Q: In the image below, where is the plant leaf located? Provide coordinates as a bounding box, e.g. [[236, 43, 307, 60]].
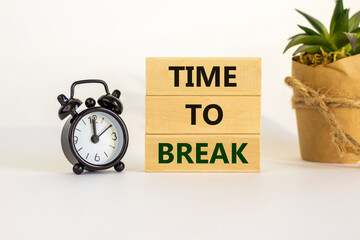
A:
[[333, 31, 349, 49], [333, 8, 349, 34], [330, 0, 344, 34], [352, 27, 360, 33], [288, 33, 307, 40], [284, 35, 328, 53], [344, 32, 358, 51], [298, 25, 319, 35], [344, 42, 360, 53], [296, 9, 329, 37], [292, 45, 324, 56], [349, 11, 360, 32]]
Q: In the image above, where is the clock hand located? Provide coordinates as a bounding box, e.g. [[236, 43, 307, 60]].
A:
[[98, 125, 113, 138], [92, 116, 97, 136], [90, 116, 99, 144]]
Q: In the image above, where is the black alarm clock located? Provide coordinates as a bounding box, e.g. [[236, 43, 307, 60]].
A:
[[57, 79, 129, 175]]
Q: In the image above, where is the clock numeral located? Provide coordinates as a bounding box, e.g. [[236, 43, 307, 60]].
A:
[[82, 119, 86, 125], [111, 132, 117, 141], [74, 136, 78, 144], [95, 153, 100, 162], [88, 115, 98, 124], [109, 145, 115, 149], [104, 152, 108, 158], [86, 153, 89, 159]]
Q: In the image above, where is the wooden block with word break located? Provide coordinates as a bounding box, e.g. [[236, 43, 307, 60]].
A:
[[145, 134, 260, 172]]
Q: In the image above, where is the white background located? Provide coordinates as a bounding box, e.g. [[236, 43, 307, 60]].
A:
[[1, 0, 360, 239]]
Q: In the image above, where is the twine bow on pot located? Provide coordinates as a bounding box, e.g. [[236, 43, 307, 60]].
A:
[[285, 76, 360, 159]]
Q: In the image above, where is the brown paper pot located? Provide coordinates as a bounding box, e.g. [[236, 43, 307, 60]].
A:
[[292, 54, 360, 164]]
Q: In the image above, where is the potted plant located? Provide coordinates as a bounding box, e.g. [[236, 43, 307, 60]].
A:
[[284, 0, 360, 164]]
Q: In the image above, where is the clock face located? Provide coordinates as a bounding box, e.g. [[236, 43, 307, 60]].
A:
[[72, 110, 124, 165]]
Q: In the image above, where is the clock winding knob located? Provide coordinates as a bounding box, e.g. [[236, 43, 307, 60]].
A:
[[85, 98, 96, 108]]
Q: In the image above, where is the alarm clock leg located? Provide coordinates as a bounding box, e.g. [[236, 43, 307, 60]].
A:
[[73, 163, 84, 175], [114, 162, 125, 172]]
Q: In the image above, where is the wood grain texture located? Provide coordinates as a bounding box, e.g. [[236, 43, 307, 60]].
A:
[[146, 96, 261, 134], [146, 58, 261, 96], [145, 134, 260, 172]]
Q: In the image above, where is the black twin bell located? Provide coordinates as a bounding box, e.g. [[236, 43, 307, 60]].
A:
[[57, 79, 123, 119], [57, 79, 129, 175]]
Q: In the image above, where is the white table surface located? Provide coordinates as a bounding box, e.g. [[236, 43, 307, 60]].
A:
[[1, 123, 360, 240]]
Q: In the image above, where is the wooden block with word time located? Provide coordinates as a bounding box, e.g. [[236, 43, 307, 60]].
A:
[[145, 135, 260, 172], [145, 57, 261, 172], [146, 57, 261, 96]]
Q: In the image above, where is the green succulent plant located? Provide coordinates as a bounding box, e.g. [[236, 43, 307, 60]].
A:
[[284, 0, 360, 56]]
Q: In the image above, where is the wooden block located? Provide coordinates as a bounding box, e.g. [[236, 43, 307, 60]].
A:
[[146, 58, 261, 96], [146, 96, 261, 134], [145, 134, 260, 172]]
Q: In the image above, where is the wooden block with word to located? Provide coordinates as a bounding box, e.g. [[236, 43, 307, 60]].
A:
[[146, 58, 261, 96], [146, 96, 261, 134], [145, 134, 260, 172]]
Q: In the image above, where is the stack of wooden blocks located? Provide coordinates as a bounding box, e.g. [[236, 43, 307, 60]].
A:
[[145, 58, 261, 172]]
